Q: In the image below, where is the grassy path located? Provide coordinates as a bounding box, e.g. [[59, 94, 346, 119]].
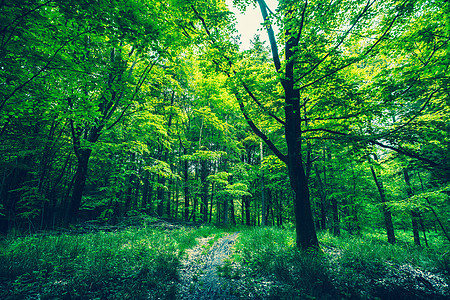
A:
[[178, 232, 239, 299]]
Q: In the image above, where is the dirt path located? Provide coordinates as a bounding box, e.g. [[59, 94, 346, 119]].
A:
[[177, 232, 240, 299]]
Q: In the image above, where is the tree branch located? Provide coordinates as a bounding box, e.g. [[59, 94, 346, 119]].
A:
[[257, 0, 281, 72], [235, 92, 287, 163], [296, 1, 402, 90], [191, 5, 210, 36], [0, 30, 91, 113], [296, 0, 375, 84], [241, 81, 286, 126]]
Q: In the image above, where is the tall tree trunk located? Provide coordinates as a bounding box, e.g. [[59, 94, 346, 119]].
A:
[[184, 154, 190, 222], [66, 148, 91, 224], [419, 215, 429, 247], [223, 197, 228, 225], [166, 180, 172, 218], [124, 176, 133, 217], [141, 170, 150, 210], [260, 141, 266, 226], [325, 150, 340, 236], [350, 163, 361, 235], [200, 159, 209, 222], [244, 196, 251, 226], [230, 197, 236, 225], [157, 174, 165, 217], [283, 47, 318, 250], [175, 177, 180, 220], [222, 0, 319, 249], [370, 163, 396, 244], [403, 168, 421, 246], [133, 172, 140, 212], [314, 164, 327, 230], [277, 190, 283, 227], [209, 182, 214, 223]]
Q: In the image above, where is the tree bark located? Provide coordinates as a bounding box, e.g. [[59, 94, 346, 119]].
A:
[[255, 0, 319, 250], [370, 164, 396, 244], [184, 154, 190, 222], [142, 170, 150, 210], [156, 174, 165, 217], [403, 168, 421, 246], [260, 141, 266, 226], [200, 159, 209, 222], [329, 156, 340, 236], [314, 164, 327, 230], [66, 148, 91, 225]]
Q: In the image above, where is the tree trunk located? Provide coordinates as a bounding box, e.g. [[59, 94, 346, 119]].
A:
[[209, 182, 214, 223], [230, 197, 236, 225], [244, 196, 251, 226], [314, 164, 327, 230], [175, 177, 180, 220], [223, 197, 228, 225], [411, 210, 421, 246], [370, 164, 396, 244], [260, 141, 266, 226], [141, 170, 149, 210], [184, 155, 190, 222], [283, 43, 319, 250], [200, 159, 209, 222], [237, 0, 320, 250], [325, 150, 340, 236], [157, 174, 165, 217], [166, 180, 172, 218], [419, 215, 429, 248], [403, 168, 421, 246], [66, 148, 91, 224]]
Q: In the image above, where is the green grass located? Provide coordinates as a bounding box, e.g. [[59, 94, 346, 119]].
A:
[[228, 227, 337, 299], [1, 222, 448, 299], [0, 228, 179, 299], [0, 222, 235, 300], [227, 227, 449, 299], [320, 230, 450, 274]]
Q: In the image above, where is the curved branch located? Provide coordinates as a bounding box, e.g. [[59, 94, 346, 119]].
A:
[[372, 141, 449, 171], [302, 127, 449, 172], [191, 5, 210, 36], [241, 81, 286, 126], [235, 92, 287, 163], [1, 0, 56, 48]]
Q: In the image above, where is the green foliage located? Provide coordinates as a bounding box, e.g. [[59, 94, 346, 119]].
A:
[[0, 224, 238, 299], [319, 230, 450, 298], [232, 227, 337, 299], [0, 227, 181, 299], [229, 227, 449, 299]]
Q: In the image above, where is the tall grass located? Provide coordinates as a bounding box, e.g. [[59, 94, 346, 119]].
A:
[[229, 227, 449, 299], [1, 223, 447, 299], [230, 227, 338, 299], [319, 230, 450, 274], [0, 227, 180, 299], [0, 224, 234, 299]]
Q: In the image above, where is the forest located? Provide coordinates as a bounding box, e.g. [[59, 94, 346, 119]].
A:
[[0, 0, 449, 299]]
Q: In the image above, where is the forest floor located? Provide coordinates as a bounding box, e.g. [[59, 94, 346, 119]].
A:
[[177, 232, 240, 299], [1, 218, 449, 299]]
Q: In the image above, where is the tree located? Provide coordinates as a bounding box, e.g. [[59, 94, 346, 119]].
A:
[[224, 0, 449, 250]]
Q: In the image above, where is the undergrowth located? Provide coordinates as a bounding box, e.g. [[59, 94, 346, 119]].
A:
[[227, 227, 449, 299], [0, 220, 231, 300], [1, 221, 448, 299]]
